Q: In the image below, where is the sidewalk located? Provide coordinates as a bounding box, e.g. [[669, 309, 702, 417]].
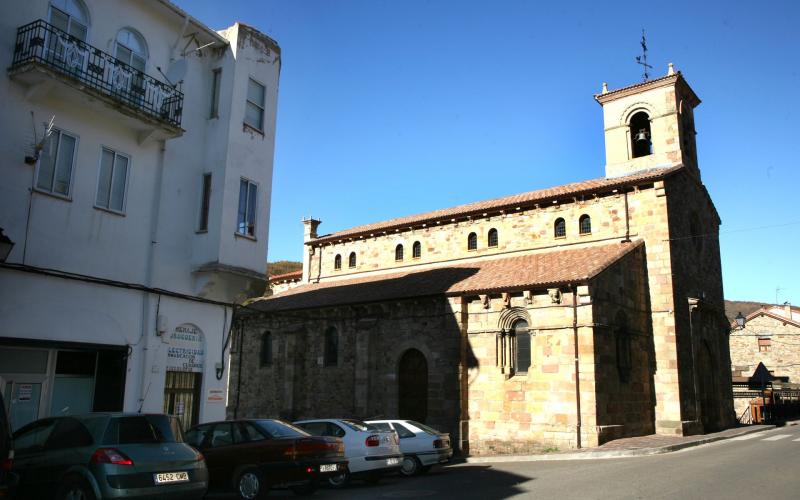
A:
[[462, 422, 798, 464]]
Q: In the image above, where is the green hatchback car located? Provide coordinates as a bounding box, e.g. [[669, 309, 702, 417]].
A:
[[11, 413, 207, 500]]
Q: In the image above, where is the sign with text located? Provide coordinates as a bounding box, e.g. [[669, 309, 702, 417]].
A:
[[166, 324, 205, 373]]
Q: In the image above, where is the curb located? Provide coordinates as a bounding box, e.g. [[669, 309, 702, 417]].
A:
[[459, 425, 777, 464]]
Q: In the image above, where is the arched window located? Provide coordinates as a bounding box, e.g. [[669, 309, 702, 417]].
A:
[[49, 0, 90, 41], [395, 244, 404, 261], [115, 28, 148, 72], [259, 331, 272, 367], [348, 252, 357, 268], [513, 319, 530, 374], [579, 215, 591, 235], [630, 111, 652, 158], [334, 254, 341, 270], [467, 232, 477, 251], [554, 218, 566, 238], [412, 241, 421, 259], [488, 228, 498, 247], [615, 311, 631, 383], [324, 327, 338, 367]]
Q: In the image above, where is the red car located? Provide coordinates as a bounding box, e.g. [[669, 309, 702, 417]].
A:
[[185, 419, 347, 499]]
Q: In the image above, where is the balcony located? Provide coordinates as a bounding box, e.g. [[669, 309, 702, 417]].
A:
[[9, 20, 184, 141]]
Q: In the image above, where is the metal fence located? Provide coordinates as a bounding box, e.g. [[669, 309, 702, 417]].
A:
[[11, 19, 183, 128]]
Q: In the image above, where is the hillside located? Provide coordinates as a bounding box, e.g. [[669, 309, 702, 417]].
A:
[[267, 260, 302, 277]]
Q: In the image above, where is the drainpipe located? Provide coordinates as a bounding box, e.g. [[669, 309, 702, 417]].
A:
[[688, 297, 701, 426], [572, 284, 582, 449], [623, 190, 631, 242]]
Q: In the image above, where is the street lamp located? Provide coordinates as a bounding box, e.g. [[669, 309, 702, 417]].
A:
[[0, 228, 14, 262], [735, 312, 746, 330]]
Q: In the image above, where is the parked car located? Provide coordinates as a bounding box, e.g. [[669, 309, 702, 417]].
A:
[[11, 413, 207, 500], [185, 418, 347, 498], [0, 391, 18, 498], [293, 418, 402, 487], [366, 419, 453, 476]]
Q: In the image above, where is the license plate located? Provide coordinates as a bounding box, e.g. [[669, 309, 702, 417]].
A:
[[386, 458, 399, 465], [154, 471, 189, 484], [319, 464, 338, 472]]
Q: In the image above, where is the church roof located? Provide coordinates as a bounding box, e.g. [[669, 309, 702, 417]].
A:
[[311, 165, 683, 245], [247, 240, 643, 313]]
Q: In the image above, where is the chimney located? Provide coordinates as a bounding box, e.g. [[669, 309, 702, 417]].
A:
[[301, 218, 322, 283]]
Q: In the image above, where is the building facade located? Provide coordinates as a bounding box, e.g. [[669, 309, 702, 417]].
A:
[[230, 68, 735, 453], [730, 304, 800, 419], [0, 0, 280, 431]]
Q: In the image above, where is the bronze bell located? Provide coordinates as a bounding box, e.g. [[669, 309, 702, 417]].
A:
[[634, 129, 650, 143]]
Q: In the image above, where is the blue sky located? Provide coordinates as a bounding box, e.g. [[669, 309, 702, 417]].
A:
[[176, 0, 800, 306]]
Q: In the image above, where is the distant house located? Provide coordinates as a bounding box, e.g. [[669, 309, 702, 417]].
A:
[[268, 270, 303, 295], [729, 303, 800, 420]]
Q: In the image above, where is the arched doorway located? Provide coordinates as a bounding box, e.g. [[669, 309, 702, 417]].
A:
[[697, 341, 719, 432], [398, 349, 428, 423]]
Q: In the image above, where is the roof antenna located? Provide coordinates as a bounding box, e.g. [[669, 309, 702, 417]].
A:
[[635, 29, 653, 81]]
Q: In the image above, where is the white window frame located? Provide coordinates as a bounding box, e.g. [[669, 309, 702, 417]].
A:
[[244, 77, 266, 132], [48, 0, 90, 41], [34, 128, 79, 199], [94, 146, 131, 215], [236, 177, 258, 238]]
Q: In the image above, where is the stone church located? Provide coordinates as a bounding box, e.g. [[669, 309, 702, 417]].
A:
[[229, 67, 735, 454]]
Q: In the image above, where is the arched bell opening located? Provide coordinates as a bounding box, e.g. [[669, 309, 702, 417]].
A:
[[629, 111, 652, 158]]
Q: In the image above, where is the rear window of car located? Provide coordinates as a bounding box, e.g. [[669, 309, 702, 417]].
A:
[[104, 415, 183, 444], [255, 420, 309, 439], [369, 422, 392, 432], [406, 420, 441, 435], [340, 419, 371, 432]]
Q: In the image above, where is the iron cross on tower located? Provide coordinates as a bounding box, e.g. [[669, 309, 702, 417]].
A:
[[635, 29, 652, 81]]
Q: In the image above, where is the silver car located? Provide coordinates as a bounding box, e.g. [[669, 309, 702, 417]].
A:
[[366, 419, 452, 476]]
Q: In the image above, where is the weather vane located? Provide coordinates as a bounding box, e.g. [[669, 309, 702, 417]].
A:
[[635, 29, 652, 81]]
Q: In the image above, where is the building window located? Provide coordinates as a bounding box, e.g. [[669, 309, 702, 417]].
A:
[[579, 215, 591, 235], [554, 218, 566, 238], [488, 228, 498, 247], [467, 232, 477, 251], [96, 147, 129, 213], [324, 327, 338, 367], [395, 244, 403, 261], [210, 68, 222, 119], [244, 78, 265, 131], [36, 129, 77, 197], [616, 311, 632, 383], [48, 0, 89, 41], [412, 241, 421, 259], [348, 252, 357, 268], [630, 111, 652, 158], [198, 173, 211, 231], [334, 254, 342, 270], [513, 319, 530, 374], [260, 331, 272, 367], [115, 28, 148, 72], [758, 338, 771, 352], [237, 178, 257, 237]]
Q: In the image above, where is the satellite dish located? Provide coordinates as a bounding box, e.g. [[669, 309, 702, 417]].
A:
[[164, 59, 187, 85]]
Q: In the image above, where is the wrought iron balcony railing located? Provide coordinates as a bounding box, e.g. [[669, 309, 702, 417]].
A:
[[10, 20, 183, 129]]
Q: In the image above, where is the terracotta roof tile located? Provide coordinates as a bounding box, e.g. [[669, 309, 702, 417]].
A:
[[269, 270, 303, 282], [312, 166, 682, 244], [248, 241, 643, 313]]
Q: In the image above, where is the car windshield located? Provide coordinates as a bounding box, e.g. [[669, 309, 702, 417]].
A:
[[255, 420, 309, 438], [340, 419, 371, 432], [407, 420, 442, 435], [104, 415, 183, 444]]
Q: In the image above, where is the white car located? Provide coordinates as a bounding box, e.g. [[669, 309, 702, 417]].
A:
[[366, 419, 453, 476], [293, 418, 402, 487]]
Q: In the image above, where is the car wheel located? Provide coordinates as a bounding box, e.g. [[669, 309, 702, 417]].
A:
[[327, 470, 350, 488], [290, 481, 318, 496], [236, 468, 267, 500], [400, 455, 422, 476], [56, 476, 97, 500]]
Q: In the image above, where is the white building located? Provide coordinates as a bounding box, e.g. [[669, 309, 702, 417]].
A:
[[0, 0, 280, 431]]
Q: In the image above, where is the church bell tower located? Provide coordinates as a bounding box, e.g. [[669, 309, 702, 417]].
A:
[[595, 64, 701, 179]]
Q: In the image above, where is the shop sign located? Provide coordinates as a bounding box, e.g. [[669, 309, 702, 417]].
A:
[[166, 324, 205, 373], [207, 388, 225, 403]]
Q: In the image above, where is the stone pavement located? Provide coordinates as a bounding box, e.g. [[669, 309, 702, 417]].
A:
[[462, 422, 799, 464]]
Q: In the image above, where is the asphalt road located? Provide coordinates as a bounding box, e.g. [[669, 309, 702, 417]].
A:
[[214, 425, 800, 500]]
